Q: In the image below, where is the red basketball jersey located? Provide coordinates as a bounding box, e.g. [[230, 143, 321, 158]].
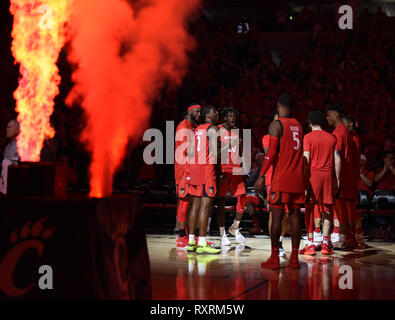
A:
[[303, 130, 336, 173], [332, 123, 354, 195], [271, 117, 304, 193], [189, 123, 216, 185], [174, 119, 194, 181], [218, 124, 241, 174]]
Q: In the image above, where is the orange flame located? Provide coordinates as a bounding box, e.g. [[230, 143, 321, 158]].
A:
[[67, 0, 200, 198], [10, 0, 72, 161]]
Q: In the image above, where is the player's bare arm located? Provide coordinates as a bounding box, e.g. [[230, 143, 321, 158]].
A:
[[334, 150, 341, 188]]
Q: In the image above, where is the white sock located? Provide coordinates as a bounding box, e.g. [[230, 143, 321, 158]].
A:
[[279, 236, 284, 242], [198, 236, 206, 246], [219, 227, 225, 236], [189, 234, 195, 243], [232, 220, 240, 229]]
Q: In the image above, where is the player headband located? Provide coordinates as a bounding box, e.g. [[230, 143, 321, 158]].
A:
[[188, 104, 201, 111]]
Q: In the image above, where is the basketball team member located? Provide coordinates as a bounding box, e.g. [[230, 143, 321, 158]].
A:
[[262, 110, 288, 257], [187, 105, 221, 254], [327, 104, 353, 249], [255, 93, 304, 269], [301, 111, 337, 255], [217, 107, 246, 246], [343, 115, 365, 248], [174, 104, 201, 248]]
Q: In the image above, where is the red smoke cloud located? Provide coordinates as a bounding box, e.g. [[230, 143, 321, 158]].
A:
[[66, 0, 200, 197]]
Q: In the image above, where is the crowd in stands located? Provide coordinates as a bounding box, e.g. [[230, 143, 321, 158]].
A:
[[1, 6, 394, 195]]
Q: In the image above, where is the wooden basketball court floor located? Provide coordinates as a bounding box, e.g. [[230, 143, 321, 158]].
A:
[[148, 234, 395, 300]]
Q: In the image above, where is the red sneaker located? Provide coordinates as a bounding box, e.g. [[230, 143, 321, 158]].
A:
[[289, 253, 300, 269], [321, 242, 333, 255], [300, 244, 316, 255], [261, 248, 280, 270], [176, 236, 188, 248], [261, 256, 280, 270]]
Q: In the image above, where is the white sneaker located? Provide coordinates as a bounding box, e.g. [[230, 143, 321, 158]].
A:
[[314, 231, 323, 245], [236, 229, 245, 244], [331, 232, 339, 244], [235, 244, 245, 256], [221, 246, 231, 255], [333, 234, 347, 249], [279, 241, 286, 257], [229, 226, 245, 244], [221, 233, 231, 246]]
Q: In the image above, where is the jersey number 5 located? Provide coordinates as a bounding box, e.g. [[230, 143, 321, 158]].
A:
[[293, 131, 300, 150]]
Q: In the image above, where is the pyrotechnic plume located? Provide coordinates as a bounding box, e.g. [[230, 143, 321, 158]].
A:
[[10, 0, 72, 161], [67, 0, 200, 197]]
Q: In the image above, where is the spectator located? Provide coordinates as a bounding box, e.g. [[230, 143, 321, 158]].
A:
[[359, 154, 374, 194], [0, 119, 20, 194], [374, 150, 395, 191]]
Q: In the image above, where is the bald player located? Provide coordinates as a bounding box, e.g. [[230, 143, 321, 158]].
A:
[[174, 104, 201, 248], [255, 94, 304, 269]]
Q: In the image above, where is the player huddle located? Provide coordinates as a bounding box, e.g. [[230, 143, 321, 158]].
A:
[[174, 93, 365, 270]]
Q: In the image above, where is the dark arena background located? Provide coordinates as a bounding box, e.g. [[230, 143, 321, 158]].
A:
[[0, 0, 394, 309]]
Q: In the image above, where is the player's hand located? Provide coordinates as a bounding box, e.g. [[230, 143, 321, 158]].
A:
[[254, 175, 265, 194]]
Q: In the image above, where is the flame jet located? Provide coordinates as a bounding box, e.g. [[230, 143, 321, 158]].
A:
[[10, 0, 72, 161], [66, 0, 200, 197]]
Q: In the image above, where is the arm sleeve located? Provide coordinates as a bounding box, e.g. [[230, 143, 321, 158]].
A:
[[259, 136, 279, 176]]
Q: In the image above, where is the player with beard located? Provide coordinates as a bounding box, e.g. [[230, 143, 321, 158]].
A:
[[255, 94, 304, 269], [174, 104, 201, 248], [187, 105, 222, 254], [216, 107, 246, 246]]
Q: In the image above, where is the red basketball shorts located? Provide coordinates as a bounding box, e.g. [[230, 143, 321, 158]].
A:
[[218, 173, 246, 198], [189, 175, 217, 198], [309, 170, 333, 213], [269, 191, 305, 210], [175, 171, 190, 199]]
